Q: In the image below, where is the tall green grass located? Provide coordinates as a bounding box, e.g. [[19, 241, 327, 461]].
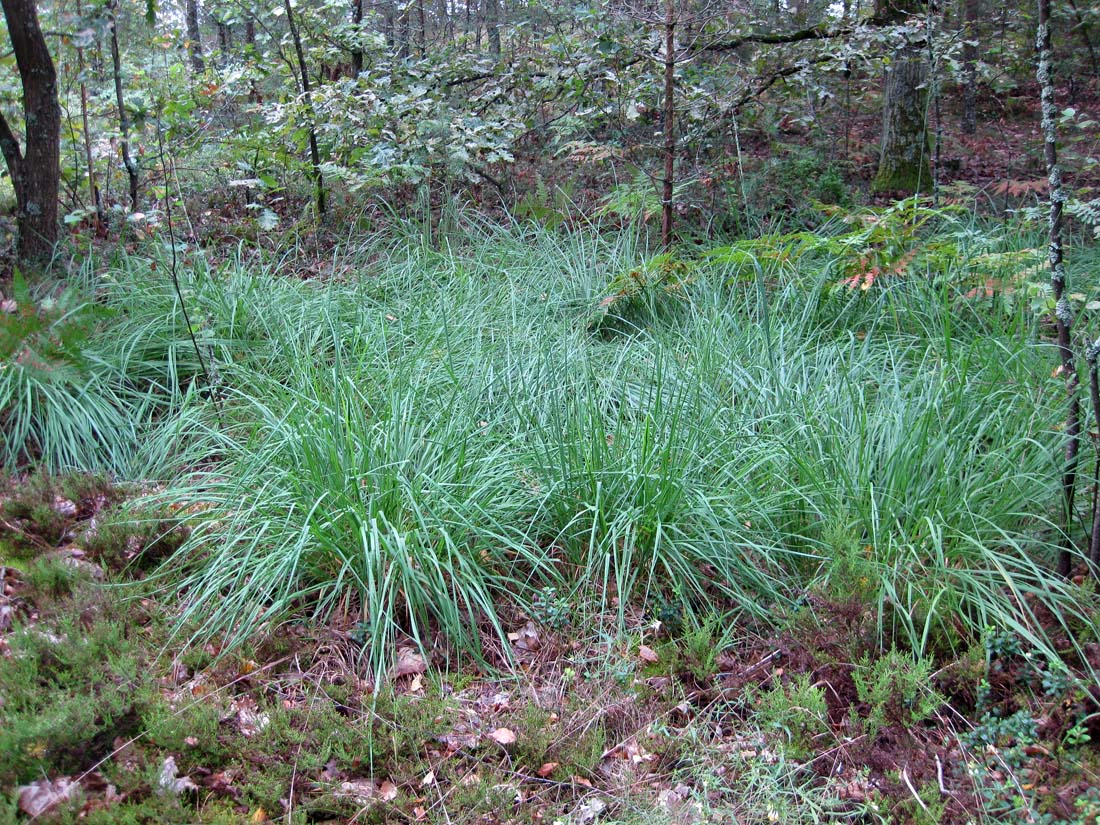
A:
[[9, 212, 1095, 675]]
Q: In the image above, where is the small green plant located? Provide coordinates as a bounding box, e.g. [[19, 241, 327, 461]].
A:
[[853, 651, 942, 740], [753, 673, 830, 760], [532, 586, 572, 630]]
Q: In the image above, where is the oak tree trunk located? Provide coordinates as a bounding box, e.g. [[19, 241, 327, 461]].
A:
[[0, 0, 61, 264]]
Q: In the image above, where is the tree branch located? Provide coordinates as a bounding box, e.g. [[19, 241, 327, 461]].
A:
[[0, 108, 23, 184], [700, 21, 857, 54]]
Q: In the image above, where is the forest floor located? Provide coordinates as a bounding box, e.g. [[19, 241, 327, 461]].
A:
[[2, 472, 1100, 824], [3, 79, 1100, 825]]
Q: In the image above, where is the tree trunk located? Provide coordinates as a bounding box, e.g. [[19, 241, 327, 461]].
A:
[[485, 0, 501, 55], [1038, 0, 1080, 577], [108, 1, 140, 211], [185, 0, 205, 72], [871, 0, 931, 194], [217, 19, 231, 64], [76, 0, 104, 227], [351, 0, 364, 75], [660, 0, 676, 251], [960, 0, 979, 133], [0, 0, 61, 264], [284, 0, 326, 217], [1067, 0, 1100, 77]]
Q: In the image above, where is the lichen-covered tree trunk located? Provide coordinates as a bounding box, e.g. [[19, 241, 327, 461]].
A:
[[1038, 0, 1080, 577], [0, 0, 61, 264], [872, 40, 931, 193]]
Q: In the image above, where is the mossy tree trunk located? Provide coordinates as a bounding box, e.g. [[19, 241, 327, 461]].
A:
[[872, 0, 931, 194]]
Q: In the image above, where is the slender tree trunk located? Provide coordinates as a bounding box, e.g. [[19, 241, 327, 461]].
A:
[[1087, 345, 1100, 573], [1038, 0, 1079, 577], [351, 0, 364, 75], [0, 0, 61, 264], [398, 1, 411, 58], [660, 0, 676, 251], [485, 0, 500, 55], [185, 0, 205, 72], [76, 0, 103, 226], [284, 0, 326, 217], [216, 19, 231, 65], [108, 1, 139, 211], [417, 0, 426, 56], [961, 0, 979, 133], [383, 0, 396, 51]]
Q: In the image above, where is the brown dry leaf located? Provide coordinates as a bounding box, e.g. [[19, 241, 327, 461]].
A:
[[572, 776, 594, 788], [488, 727, 517, 745], [391, 646, 428, 680], [18, 777, 80, 818], [379, 780, 399, 801], [409, 673, 424, 693], [638, 645, 659, 663], [414, 805, 427, 821], [250, 807, 268, 823], [536, 762, 559, 778]]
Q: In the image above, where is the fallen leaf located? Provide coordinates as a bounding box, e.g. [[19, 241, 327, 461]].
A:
[[488, 727, 517, 745], [250, 807, 268, 823], [414, 805, 427, 820], [536, 762, 559, 778], [18, 777, 79, 817], [409, 673, 424, 693], [638, 645, 659, 663], [421, 770, 435, 787], [379, 780, 399, 801]]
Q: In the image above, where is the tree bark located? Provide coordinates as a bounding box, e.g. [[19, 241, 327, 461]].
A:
[[185, 0, 205, 72], [1038, 0, 1079, 577], [351, 0, 364, 75], [485, 0, 501, 55], [108, 0, 140, 211], [872, 0, 931, 194], [660, 0, 676, 251], [0, 0, 61, 264], [961, 0, 979, 134]]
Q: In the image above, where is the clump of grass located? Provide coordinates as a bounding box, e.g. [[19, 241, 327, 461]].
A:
[[58, 212, 1091, 688]]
